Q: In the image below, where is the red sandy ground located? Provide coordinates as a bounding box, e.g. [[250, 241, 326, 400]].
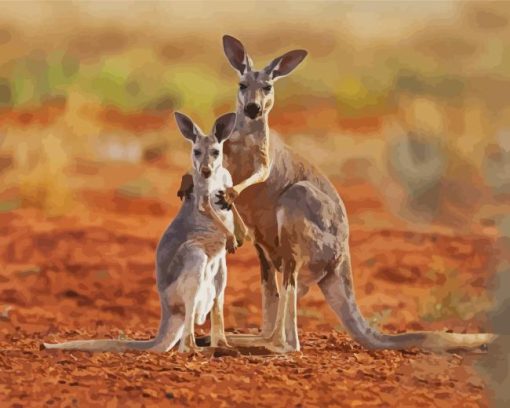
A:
[[0, 102, 497, 406], [0, 173, 496, 407]]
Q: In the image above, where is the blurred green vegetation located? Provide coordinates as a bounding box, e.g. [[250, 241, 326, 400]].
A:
[[417, 268, 492, 322], [0, 1, 509, 222], [0, 45, 498, 116], [0, 1, 508, 117]]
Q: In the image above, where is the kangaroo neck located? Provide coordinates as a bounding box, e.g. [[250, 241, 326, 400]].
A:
[[234, 107, 269, 140], [192, 170, 215, 197]]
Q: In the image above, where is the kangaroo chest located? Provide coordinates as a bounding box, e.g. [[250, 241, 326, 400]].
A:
[[222, 134, 279, 240], [223, 133, 265, 184], [194, 183, 235, 234]]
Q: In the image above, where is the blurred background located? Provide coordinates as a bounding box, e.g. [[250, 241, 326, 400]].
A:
[[0, 1, 509, 405], [0, 1, 508, 226]]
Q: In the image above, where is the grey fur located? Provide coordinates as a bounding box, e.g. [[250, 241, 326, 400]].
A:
[[43, 113, 238, 353], [221, 34, 495, 353]]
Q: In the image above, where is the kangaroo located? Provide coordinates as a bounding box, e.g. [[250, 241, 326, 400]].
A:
[[44, 112, 248, 353], [179, 35, 495, 353]]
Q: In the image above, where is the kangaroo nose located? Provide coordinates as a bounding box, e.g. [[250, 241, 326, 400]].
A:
[[201, 168, 212, 178], [244, 103, 261, 119]]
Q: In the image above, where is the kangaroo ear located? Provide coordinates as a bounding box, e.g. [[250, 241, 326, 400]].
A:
[[264, 49, 308, 80], [212, 112, 237, 143], [223, 35, 253, 75], [174, 112, 199, 143]]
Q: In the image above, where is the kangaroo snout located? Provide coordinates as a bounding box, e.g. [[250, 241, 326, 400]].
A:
[[244, 103, 261, 119], [201, 167, 212, 178]]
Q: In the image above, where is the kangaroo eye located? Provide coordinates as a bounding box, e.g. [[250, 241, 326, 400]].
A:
[[193, 149, 201, 157], [211, 149, 220, 157], [239, 83, 247, 90], [263, 85, 272, 92]]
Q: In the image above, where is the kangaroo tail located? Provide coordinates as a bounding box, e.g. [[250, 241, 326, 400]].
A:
[[43, 301, 184, 353], [318, 252, 496, 352]]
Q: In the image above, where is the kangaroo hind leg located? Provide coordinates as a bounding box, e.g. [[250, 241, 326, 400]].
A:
[[177, 246, 208, 354], [210, 256, 229, 348], [225, 243, 278, 347]]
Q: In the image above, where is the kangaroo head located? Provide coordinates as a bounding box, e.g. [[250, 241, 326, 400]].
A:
[[174, 112, 236, 180], [223, 35, 307, 120]]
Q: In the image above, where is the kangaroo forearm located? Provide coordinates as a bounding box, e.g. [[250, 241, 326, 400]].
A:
[[231, 203, 249, 239], [178, 171, 194, 198], [232, 140, 270, 195], [204, 197, 234, 237], [233, 163, 270, 194]]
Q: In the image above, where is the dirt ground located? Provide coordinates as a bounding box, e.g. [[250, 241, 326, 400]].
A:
[[0, 178, 496, 407]]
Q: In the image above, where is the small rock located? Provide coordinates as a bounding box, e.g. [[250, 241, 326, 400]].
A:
[[0, 305, 12, 320]]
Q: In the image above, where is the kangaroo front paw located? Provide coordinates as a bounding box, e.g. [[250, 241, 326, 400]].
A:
[[234, 230, 248, 248], [223, 187, 239, 205], [226, 235, 238, 254], [177, 173, 194, 201], [215, 188, 238, 209]]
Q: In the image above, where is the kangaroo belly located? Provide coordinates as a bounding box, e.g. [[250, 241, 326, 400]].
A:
[[195, 254, 224, 324]]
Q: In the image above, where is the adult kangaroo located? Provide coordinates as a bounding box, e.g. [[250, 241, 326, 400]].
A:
[[180, 35, 495, 353]]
